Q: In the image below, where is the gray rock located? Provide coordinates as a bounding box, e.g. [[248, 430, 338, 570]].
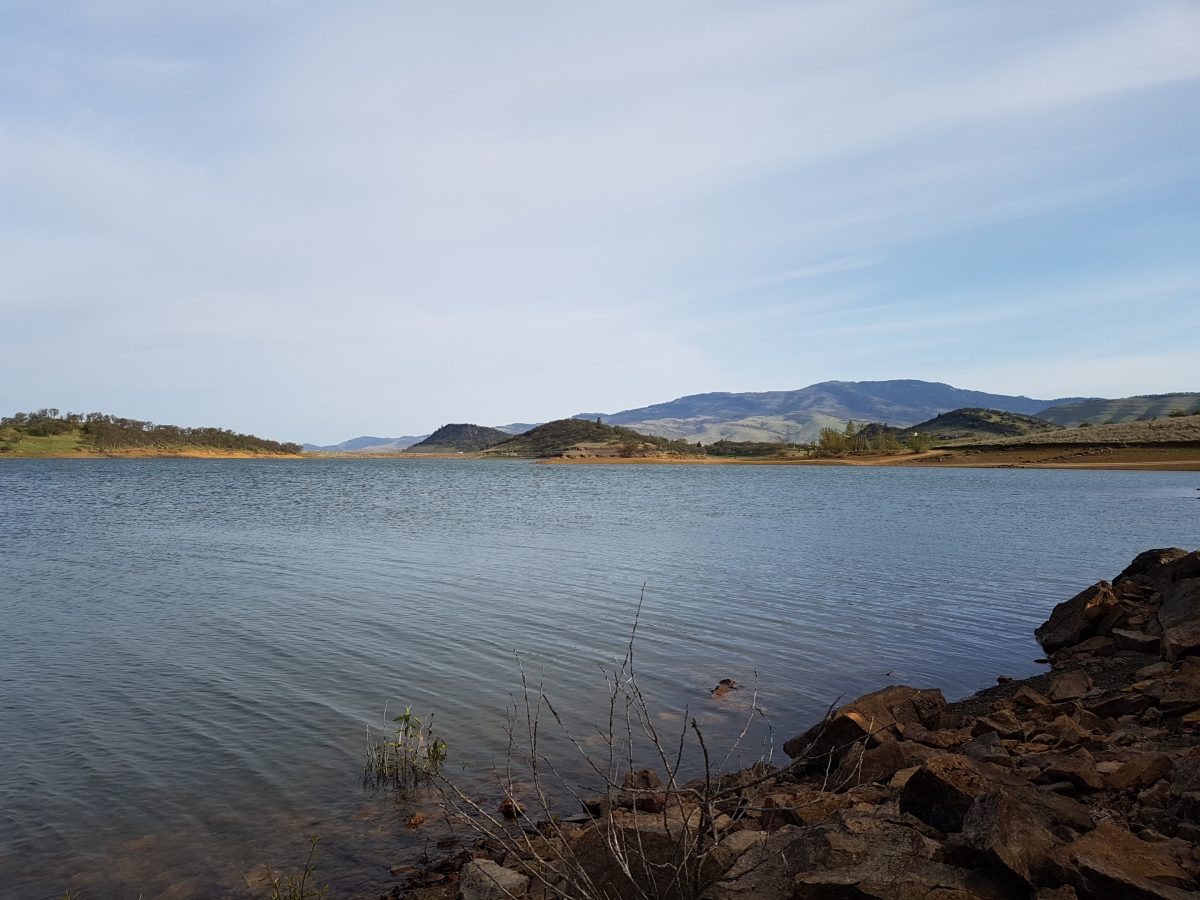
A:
[[459, 858, 530, 899]]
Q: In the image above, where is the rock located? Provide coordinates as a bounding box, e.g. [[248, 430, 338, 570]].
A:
[[1137, 661, 1174, 679], [973, 708, 1025, 739], [1106, 753, 1172, 791], [832, 742, 911, 791], [1036, 582, 1121, 653], [759, 790, 852, 829], [783, 686, 947, 761], [1115, 548, 1190, 587], [1084, 690, 1151, 719], [621, 769, 667, 813], [704, 826, 809, 900], [962, 789, 1061, 885], [899, 754, 1092, 835], [1053, 823, 1197, 898], [1156, 579, 1200, 661], [710, 678, 739, 699], [1142, 674, 1200, 715], [1040, 715, 1091, 746], [1047, 672, 1093, 702], [1032, 750, 1103, 791], [792, 857, 1014, 899], [1013, 686, 1052, 708], [459, 859, 530, 900], [1112, 628, 1161, 654], [569, 816, 718, 899]]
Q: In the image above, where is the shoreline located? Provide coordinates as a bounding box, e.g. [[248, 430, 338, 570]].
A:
[[542, 445, 1200, 471], [406, 547, 1200, 898]]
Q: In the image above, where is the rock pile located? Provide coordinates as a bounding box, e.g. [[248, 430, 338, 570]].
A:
[[405, 548, 1200, 899]]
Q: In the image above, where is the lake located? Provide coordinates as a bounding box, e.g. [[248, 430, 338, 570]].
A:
[[1, 459, 1196, 898]]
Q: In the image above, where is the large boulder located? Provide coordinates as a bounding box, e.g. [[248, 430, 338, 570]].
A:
[[1035, 582, 1121, 653], [1114, 549, 1190, 588], [961, 790, 1062, 886], [784, 686, 947, 761], [898, 755, 1092, 835], [1155, 579, 1200, 661], [1051, 823, 1197, 899]]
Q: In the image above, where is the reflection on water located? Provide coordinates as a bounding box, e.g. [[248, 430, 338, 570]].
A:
[[0, 459, 1196, 897]]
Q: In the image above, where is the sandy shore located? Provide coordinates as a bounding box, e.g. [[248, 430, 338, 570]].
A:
[[543, 445, 1200, 471]]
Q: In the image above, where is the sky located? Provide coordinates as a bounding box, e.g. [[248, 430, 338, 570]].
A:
[[2, 2, 1198, 443]]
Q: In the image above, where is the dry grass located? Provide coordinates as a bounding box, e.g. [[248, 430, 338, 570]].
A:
[[941, 414, 1200, 448]]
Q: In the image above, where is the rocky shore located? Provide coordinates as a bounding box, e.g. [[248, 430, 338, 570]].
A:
[[405, 548, 1200, 899]]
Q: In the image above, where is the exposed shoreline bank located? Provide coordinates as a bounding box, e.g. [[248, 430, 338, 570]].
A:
[[541, 445, 1200, 471]]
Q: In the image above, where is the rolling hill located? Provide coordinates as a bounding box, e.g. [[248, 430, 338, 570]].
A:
[[902, 408, 1062, 442], [577, 380, 1094, 443], [406, 423, 512, 453], [1036, 394, 1200, 427], [302, 434, 427, 452], [482, 419, 700, 459]]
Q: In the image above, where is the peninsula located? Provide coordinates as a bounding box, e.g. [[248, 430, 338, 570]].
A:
[[0, 410, 302, 458]]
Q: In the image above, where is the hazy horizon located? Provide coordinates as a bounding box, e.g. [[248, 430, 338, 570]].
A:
[[4, 3, 1198, 443]]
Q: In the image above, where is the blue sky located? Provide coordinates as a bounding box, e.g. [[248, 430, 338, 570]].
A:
[[2, 1, 1198, 442]]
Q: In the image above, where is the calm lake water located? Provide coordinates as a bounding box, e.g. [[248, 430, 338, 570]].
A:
[[1, 459, 1197, 898]]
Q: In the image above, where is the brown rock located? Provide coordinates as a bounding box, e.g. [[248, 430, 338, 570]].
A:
[[783, 686, 947, 761], [1033, 750, 1103, 791], [899, 754, 1092, 835], [1107, 753, 1172, 791], [620, 769, 666, 813], [759, 790, 852, 830], [710, 678, 739, 699], [1036, 582, 1121, 652], [1084, 690, 1151, 719], [1142, 674, 1200, 715], [1115, 548, 1190, 586], [973, 708, 1025, 739], [1156, 579, 1200, 661], [793, 857, 1014, 899], [1112, 628, 1161, 654], [1047, 671, 1093, 702], [962, 789, 1061, 885], [832, 742, 910, 791], [1041, 715, 1090, 746], [1054, 822, 1197, 898], [1014, 686, 1052, 708]]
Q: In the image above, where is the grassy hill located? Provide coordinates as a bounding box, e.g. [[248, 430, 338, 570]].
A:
[[902, 408, 1062, 441], [580, 380, 1094, 443], [406, 423, 511, 453], [0, 410, 301, 457], [938, 414, 1200, 448], [1036, 393, 1200, 427], [483, 419, 702, 459]]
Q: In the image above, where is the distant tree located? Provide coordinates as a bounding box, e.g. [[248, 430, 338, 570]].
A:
[[907, 432, 936, 453]]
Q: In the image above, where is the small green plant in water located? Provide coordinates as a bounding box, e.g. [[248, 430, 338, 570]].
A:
[[365, 706, 448, 791], [266, 834, 328, 900]]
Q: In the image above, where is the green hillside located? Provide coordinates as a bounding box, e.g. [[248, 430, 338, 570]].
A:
[[483, 419, 701, 458], [0, 409, 302, 456], [902, 408, 1061, 441], [1037, 393, 1200, 426], [406, 423, 511, 452]]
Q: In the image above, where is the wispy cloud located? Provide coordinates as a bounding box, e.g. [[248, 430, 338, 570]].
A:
[[1, 2, 1197, 440]]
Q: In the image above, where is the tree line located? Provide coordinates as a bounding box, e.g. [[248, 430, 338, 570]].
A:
[[1, 409, 302, 454]]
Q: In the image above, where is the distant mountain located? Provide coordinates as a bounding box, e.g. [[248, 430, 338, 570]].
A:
[[494, 422, 541, 435], [1036, 393, 1200, 427], [903, 408, 1062, 441], [302, 434, 426, 452], [577, 380, 1096, 444], [406, 423, 512, 453], [483, 419, 699, 459]]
